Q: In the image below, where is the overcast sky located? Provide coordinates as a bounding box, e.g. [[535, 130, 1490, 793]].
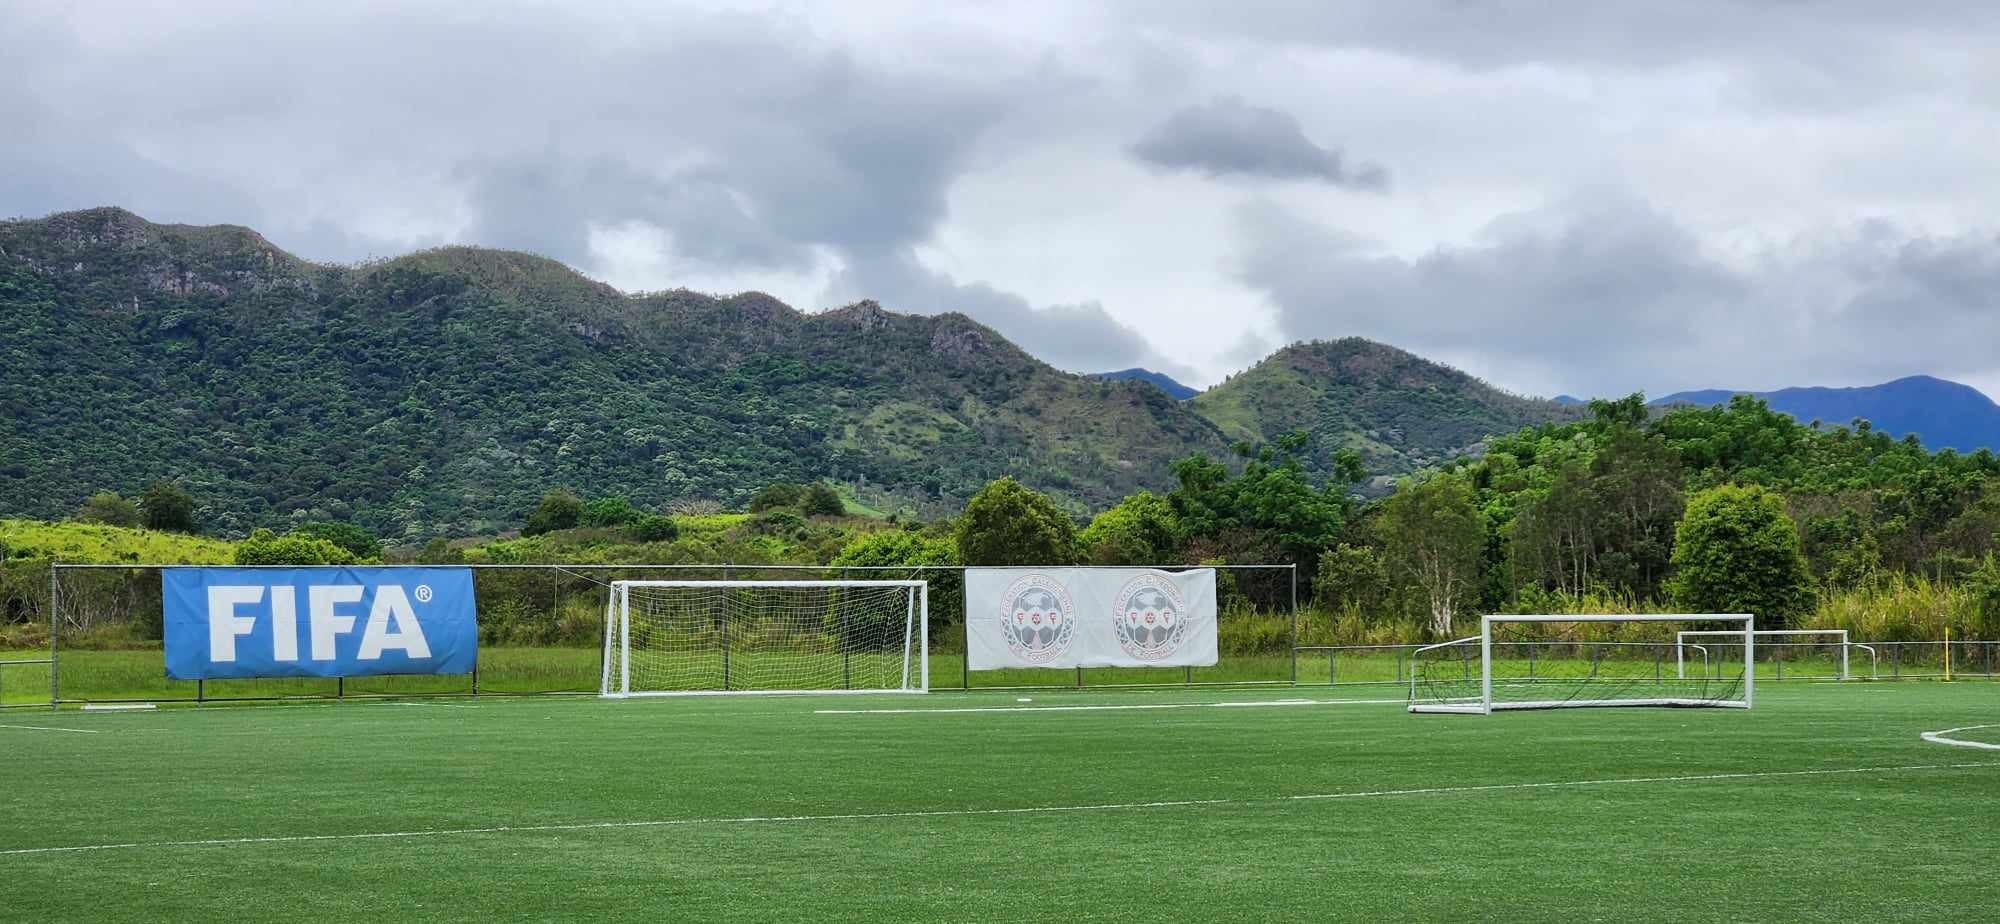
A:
[[7, 1, 2000, 399]]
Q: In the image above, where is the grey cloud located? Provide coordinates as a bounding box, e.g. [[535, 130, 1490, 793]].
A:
[[1236, 196, 2000, 397], [1132, 97, 1385, 188]]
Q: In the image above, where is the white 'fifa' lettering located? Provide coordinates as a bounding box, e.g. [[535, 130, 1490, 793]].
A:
[[207, 586, 263, 662], [358, 585, 432, 660], [308, 584, 364, 661], [270, 585, 299, 662]]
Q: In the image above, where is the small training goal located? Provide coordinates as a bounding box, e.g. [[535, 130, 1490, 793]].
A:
[[1410, 614, 1752, 715], [600, 580, 928, 697], [1677, 628, 1867, 681]]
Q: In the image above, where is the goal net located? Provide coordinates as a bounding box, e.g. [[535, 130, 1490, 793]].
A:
[[1410, 614, 1752, 715], [600, 581, 927, 697]]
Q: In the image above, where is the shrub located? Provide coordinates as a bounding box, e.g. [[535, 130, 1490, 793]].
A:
[[523, 490, 583, 536], [801, 482, 846, 517], [748, 482, 805, 512], [141, 481, 197, 534], [75, 492, 141, 528], [294, 521, 382, 560], [234, 529, 358, 566], [580, 497, 641, 529], [630, 514, 680, 542]]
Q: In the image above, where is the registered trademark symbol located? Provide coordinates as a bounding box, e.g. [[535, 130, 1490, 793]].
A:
[[414, 584, 434, 603]]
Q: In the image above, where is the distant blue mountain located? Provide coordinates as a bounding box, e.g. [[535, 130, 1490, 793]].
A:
[[1550, 394, 1586, 406], [1651, 375, 2000, 452], [1092, 368, 1199, 400]]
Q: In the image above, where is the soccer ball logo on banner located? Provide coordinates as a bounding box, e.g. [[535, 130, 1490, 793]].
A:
[[1112, 574, 1191, 661], [999, 574, 1078, 664]]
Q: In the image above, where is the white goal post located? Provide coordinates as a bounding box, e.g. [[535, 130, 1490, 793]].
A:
[[600, 580, 928, 697], [1410, 614, 1753, 715], [1676, 629, 1867, 681]]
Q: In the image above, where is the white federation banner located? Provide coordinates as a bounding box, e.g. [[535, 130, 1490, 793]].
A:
[[965, 567, 1218, 670]]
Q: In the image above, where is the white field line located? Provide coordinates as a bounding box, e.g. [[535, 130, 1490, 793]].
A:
[[0, 724, 99, 734], [4, 760, 1992, 859], [815, 698, 1405, 715], [1920, 724, 2000, 751]]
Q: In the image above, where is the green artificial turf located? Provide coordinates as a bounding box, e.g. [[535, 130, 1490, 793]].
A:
[[2, 683, 1997, 922]]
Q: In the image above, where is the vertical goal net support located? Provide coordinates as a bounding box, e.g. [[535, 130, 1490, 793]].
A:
[[600, 580, 928, 697], [1410, 614, 1753, 715]]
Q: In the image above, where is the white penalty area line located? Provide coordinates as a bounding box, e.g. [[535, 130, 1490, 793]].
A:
[[6, 760, 1993, 859], [1921, 724, 2000, 751], [0, 724, 99, 734], [815, 697, 1405, 715]]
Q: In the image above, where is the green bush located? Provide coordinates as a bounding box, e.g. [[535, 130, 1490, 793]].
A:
[[630, 514, 680, 542], [523, 490, 583, 536], [234, 529, 358, 566]]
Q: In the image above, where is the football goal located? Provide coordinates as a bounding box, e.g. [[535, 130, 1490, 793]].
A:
[[1676, 628, 1869, 681], [1410, 614, 1752, 715], [600, 580, 927, 697]]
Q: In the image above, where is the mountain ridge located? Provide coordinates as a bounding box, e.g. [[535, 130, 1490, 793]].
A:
[[1651, 375, 2000, 451], [2, 206, 1590, 535], [1090, 368, 1200, 400]]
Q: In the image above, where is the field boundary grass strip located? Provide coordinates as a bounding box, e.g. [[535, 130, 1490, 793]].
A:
[[6, 760, 1995, 859], [1920, 724, 2000, 751]]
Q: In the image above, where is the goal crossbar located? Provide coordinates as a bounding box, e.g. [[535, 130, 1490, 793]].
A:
[[1410, 614, 1754, 715], [601, 580, 928, 698]]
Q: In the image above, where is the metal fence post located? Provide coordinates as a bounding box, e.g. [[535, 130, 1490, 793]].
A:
[[49, 564, 59, 710], [1289, 564, 1299, 685]]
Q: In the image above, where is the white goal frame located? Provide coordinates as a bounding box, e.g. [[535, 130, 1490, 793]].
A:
[[1677, 628, 1859, 681], [599, 580, 928, 698], [1410, 614, 1754, 715]]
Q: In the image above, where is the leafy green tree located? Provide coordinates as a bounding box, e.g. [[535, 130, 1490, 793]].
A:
[[234, 529, 358, 565], [630, 514, 679, 542], [748, 482, 806, 512], [1965, 554, 2000, 639], [295, 521, 382, 560], [1079, 491, 1179, 565], [580, 496, 640, 528], [1314, 543, 1387, 613], [75, 492, 141, 527], [1379, 471, 1484, 636], [1164, 432, 1357, 568], [523, 489, 583, 536], [801, 482, 846, 517], [140, 481, 197, 534], [833, 528, 962, 631], [955, 477, 1079, 566], [1669, 484, 1815, 625]]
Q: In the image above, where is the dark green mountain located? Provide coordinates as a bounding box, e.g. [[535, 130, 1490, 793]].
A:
[[1089, 368, 1199, 400], [1653, 376, 2000, 452], [0, 208, 1229, 537], [1188, 338, 1581, 482]]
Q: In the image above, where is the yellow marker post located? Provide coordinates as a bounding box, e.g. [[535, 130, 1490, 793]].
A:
[[1944, 625, 1952, 683]]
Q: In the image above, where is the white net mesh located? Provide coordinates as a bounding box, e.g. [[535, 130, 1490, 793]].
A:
[[603, 582, 925, 696], [1410, 617, 1749, 714]]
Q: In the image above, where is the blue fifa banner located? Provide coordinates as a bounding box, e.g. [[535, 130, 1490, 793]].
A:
[[162, 567, 477, 680]]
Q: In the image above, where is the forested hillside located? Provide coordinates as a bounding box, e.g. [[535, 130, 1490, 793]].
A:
[[1189, 339, 1581, 485], [0, 208, 1227, 538]]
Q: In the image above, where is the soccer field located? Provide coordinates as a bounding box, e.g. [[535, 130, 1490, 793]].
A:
[[4, 683, 1998, 922]]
